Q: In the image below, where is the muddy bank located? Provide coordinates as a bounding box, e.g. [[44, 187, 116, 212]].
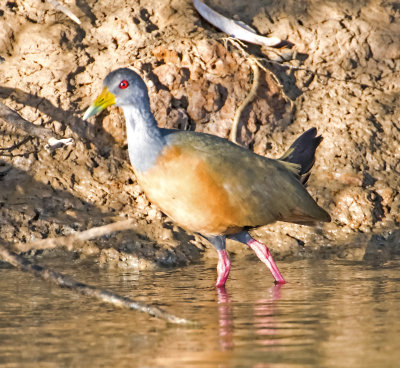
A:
[[0, 0, 399, 269]]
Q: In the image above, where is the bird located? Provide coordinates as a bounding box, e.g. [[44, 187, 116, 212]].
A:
[[83, 67, 331, 287]]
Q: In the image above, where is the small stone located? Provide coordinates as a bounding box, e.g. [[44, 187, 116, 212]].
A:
[[386, 42, 400, 60]]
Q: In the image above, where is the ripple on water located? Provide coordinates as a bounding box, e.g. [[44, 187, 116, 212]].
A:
[[0, 258, 399, 367]]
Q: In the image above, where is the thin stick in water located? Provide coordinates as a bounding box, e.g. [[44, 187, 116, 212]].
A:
[[0, 244, 192, 325]]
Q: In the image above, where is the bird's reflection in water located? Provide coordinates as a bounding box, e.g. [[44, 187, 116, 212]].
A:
[[216, 284, 283, 351], [217, 286, 234, 351], [254, 284, 283, 347]]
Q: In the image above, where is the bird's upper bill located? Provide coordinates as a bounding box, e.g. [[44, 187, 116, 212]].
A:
[[83, 87, 116, 120]]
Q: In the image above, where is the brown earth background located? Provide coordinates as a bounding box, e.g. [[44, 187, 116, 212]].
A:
[[1, 0, 399, 271]]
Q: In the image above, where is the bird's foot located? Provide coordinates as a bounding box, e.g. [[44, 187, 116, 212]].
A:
[[216, 249, 231, 288], [247, 239, 286, 284]]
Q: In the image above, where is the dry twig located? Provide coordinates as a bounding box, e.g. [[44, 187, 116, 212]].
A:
[[0, 136, 33, 152], [0, 102, 56, 139], [0, 243, 192, 324]]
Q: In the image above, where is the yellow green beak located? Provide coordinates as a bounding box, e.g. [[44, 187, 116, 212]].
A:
[[83, 87, 116, 120]]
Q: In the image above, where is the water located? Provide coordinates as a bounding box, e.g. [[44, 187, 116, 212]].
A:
[[0, 256, 399, 367]]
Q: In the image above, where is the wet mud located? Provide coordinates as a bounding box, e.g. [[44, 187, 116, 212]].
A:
[[0, 0, 399, 269]]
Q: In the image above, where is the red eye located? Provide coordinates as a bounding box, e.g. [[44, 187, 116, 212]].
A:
[[119, 80, 129, 89]]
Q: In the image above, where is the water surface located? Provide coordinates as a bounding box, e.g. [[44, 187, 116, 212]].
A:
[[0, 256, 399, 367]]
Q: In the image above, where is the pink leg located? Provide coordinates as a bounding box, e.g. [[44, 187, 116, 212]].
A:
[[216, 249, 231, 288], [247, 239, 286, 284]]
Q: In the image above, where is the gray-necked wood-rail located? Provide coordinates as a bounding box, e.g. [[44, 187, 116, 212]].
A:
[[83, 68, 330, 287]]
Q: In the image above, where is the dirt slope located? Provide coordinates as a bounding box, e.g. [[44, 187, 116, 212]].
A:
[[0, 0, 399, 268]]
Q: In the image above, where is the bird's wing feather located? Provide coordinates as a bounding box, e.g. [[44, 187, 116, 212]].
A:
[[164, 130, 330, 227]]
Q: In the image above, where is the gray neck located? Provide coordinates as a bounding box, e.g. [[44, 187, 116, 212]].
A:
[[122, 104, 166, 173]]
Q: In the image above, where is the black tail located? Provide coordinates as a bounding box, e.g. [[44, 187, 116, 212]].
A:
[[280, 128, 322, 185]]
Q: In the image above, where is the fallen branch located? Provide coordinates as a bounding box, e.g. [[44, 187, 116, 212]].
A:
[[0, 101, 57, 139], [0, 243, 192, 324], [13, 218, 138, 253]]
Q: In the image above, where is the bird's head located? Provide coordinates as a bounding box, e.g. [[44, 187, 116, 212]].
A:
[[83, 68, 149, 120]]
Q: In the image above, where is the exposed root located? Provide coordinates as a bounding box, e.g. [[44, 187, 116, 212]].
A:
[[222, 37, 292, 144], [229, 56, 259, 144]]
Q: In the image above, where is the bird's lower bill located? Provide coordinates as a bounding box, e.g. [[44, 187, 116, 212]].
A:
[[83, 87, 116, 120]]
